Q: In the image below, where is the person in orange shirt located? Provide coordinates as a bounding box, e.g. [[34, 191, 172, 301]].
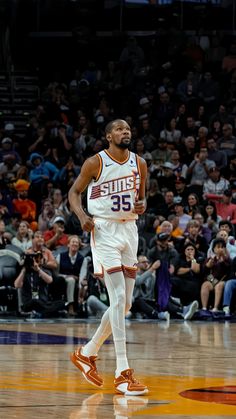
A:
[[43, 216, 68, 250], [12, 179, 37, 231]]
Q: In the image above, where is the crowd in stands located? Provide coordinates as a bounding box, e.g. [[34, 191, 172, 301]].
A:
[[1, 32, 236, 319]]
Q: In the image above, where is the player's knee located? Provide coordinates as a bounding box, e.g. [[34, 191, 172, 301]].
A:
[[113, 290, 126, 307]]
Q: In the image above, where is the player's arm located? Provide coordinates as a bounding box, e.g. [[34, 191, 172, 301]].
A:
[[133, 156, 147, 215], [68, 155, 100, 232]]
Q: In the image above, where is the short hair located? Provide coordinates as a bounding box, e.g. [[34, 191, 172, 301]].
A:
[[212, 238, 226, 250], [105, 119, 129, 135], [187, 220, 200, 229]]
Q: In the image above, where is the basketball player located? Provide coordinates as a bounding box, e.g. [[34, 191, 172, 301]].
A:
[[68, 119, 148, 395]]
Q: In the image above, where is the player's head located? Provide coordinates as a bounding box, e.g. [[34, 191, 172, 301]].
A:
[[105, 119, 131, 149]]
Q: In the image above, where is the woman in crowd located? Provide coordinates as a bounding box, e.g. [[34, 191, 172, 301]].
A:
[[172, 242, 202, 306], [201, 238, 231, 313], [11, 221, 33, 251]]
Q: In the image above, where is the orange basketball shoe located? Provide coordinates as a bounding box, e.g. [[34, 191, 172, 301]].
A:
[[114, 369, 148, 396], [70, 347, 103, 388]]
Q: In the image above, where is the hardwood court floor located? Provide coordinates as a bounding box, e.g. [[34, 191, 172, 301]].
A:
[[0, 318, 236, 418]]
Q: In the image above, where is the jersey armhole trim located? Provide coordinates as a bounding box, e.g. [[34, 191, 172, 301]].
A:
[[94, 154, 103, 182], [136, 154, 141, 178]]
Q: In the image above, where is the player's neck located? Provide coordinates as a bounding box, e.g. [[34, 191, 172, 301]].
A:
[[107, 146, 129, 162]]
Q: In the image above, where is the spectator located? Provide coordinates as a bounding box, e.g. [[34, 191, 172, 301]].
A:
[[203, 167, 230, 200], [172, 242, 202, 306], [43, 216, 68, 251], [14, 250, 64, 318], [37, 199, 56, 232], [201, 238, 231, 313], [151, 138, 172, 166], [174, 199, 192, 232], [0, 219, 11, 247], [0, 155, 21, 184], [132, 255, 170, 320], [206, 138, 227, 170], [222, 256, 236, 315], [183, 219, 208, 256], [202, 200, 221, 236], [215, 189, 236, 225], [12, 179, 37, 229], [28, 152, 59, 208], [56, 235, 88, 316], [51, 188, 70, 220], [5, 212, 22, 238], [11, 221, 33, 251], [187, 147, 216, 197], [0, 137, 21, 163], [185, 193, 202, 217], [217, 123, 236, 161], [170, 150, 188, 179]]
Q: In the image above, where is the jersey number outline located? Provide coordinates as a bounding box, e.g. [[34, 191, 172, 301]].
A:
[[111, 194, 131, 212]]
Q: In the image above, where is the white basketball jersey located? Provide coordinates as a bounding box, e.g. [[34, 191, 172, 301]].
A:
[[87, 150, 141, 220]]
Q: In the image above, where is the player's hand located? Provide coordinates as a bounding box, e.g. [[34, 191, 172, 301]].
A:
[[133, 200, 146, 215], [80, 215, 95, 232]]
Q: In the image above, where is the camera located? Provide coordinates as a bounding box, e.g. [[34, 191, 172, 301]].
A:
[[23, 252, 43, 269]]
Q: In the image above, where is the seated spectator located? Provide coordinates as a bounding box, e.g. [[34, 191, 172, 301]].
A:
[[203, 167, 230, 200], [174, 199, 192, 233], [58, 156, 80, 194], [179, 136, 197, 167], [11, 221, 33, 251], [5, 212, 22, 238], [147, 232, 179, 276], [0, 219, 11, 247], [208, 229, 236, 260], [172, 242, 202, 306], [159, 118, 182, 146], [0, 155, 21, 184], [222, 256, 236, 315], [201, 238, 231, 313], [202, 200, 221, 237], [158, 190, 176, 218], [51, 188, 70, 220], [56, 235, 88, 316], [37, 199, 56, 232], [215, 189, 236, 225], [0, 188, 13, 220], [157, 162, 176, 193], [170, 150, 188, 179], [0, 137, 21, 163], [86, 272, 109, 318], [151, 138, 172, 167], [174, 177, 189, 205], [193, 211, 213, 244], [50, 124, 74, 167], [28, 152, 59, 207], [187, 147, 216, 197], [206, 138, 227, 170], [196, 126, 208, 149], [185, 193, 202, 217], [146, 179, 165, 214], [167, 214, 184, 240], [12, 179, 37, 230], [217, 123, 236, 161], [132, 255, 169, 320], [43, 216, 68, 251], [133, 253, 198, 320], [183, 220, 208, 256], [218, 219, 235, 244]]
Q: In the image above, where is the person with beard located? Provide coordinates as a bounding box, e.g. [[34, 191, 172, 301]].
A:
[[68, 119, 148, 395], [12, 180, 37, 230]]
